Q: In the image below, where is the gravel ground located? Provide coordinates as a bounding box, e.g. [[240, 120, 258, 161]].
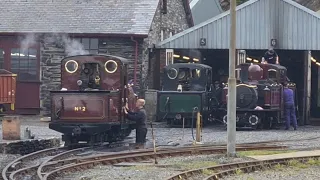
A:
[[60, 154, 253, 180], [1, 116, 320, 179], [223, 166, 320, 180]]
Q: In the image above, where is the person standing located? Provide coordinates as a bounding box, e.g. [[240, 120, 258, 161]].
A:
[[282, 82, 298, 130], [262, 48, 279, 64], [123, 99, 147, 149]]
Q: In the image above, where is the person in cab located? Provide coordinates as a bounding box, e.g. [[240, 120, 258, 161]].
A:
[[262, 48, 279, 64]]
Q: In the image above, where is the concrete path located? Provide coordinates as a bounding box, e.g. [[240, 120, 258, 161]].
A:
[[248, 150, 320, 160]]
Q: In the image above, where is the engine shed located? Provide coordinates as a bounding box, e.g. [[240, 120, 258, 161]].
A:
[[152, 0, 320, 126]]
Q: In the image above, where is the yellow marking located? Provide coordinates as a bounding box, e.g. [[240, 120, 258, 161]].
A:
[[11, 104, 15, 110], [237, 84, 257, 88], [74, 106, 86, 112]]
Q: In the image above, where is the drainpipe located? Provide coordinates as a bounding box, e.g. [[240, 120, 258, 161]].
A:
[[131, 36, 139, 85]]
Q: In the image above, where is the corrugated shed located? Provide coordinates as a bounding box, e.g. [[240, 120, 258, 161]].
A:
[[157, 0, 320, 50]]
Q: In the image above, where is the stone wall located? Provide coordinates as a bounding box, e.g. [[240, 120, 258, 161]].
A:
[[144, 0, 191, 89], [0, 138, 60, 155], [40, 35, 144, 114], [143, 0, 191, 121]]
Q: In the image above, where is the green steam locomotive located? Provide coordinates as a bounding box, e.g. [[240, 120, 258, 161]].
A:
[[156, 63, 218, 127]]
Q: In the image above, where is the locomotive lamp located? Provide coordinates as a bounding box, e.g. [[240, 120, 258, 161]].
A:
[[95, 76, 100, 85], [77, 80, 82, 86], [177, 84, 182, 92]]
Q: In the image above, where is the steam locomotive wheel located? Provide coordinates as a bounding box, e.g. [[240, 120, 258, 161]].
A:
[[223, 115, 240, 128], [248, 115, 260, 130], [63, 136, 78, 148]]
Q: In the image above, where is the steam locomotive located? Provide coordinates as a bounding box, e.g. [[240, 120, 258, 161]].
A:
[[49, 54, 137, 147], [156, 63, 215, 127], [220, 63, 298, 129]]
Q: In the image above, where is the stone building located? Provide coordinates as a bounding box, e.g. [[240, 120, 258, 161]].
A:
[[0, 0, 193, 114]]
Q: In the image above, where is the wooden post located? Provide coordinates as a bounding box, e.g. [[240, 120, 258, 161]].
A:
[[2, 116, 21, 140]]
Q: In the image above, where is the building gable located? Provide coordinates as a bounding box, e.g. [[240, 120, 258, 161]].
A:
[[157, 0, 320, 50], [190, 0, 223, 25]]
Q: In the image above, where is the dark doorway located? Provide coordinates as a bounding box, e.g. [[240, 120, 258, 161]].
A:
[[0, 36, 41, 115], [311, 51, 320, 119]]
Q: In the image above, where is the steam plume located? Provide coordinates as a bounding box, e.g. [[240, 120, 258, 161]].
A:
[[20, 34, 37, 54], [19, 33, 89, 56]]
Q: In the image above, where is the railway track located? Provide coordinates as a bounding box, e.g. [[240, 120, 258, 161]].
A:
[[165, 155, 320, 180], [2, 142, 285, 180], [3, 136, 320, 180]]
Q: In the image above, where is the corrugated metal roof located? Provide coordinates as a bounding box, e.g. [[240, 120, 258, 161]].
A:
[[157, 0, 320, 50]]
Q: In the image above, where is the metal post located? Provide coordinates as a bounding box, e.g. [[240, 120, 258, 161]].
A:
[[196, 112, 201, 142], [182, 117, 185, 143], [227, 0, 237, 157]]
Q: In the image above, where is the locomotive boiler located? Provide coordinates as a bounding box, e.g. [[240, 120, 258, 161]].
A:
[[156, 63, 215, 127], [49, 54, 137, 147], [221, 63, 297, 129]]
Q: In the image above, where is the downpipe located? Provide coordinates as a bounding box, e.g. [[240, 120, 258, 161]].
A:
[[131, 37, 139, 85]]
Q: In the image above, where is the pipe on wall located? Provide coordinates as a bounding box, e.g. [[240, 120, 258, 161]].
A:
[[131, 36, 139, 85]]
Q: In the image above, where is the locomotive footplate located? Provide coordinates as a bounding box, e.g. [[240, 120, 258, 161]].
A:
[[49, 122, 112, 135]]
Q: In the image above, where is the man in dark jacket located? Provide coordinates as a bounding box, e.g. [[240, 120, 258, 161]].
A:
[[262, 48, 279, 64], [123, 99, 147, 148], [282, 82, 297, 130]]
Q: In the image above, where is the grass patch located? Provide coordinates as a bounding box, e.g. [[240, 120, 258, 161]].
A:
[[201, 169, 215, 175], [172, 161, 218, 170], [238, 150, 296, 157], [235, 169, 243, 175]]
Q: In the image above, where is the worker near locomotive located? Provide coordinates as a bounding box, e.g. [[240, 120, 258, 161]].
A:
[[123, 99, 147, 149], [282, 81, 298, 130]]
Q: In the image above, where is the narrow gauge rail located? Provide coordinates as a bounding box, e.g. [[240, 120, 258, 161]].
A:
[[4, 135, 320, 180], [42, 144, 285, 180], [165, 155, 320, 180]]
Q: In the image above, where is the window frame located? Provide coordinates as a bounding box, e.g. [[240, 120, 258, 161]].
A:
[[10, 48, 39, 82], [72, 37, 99, 55]]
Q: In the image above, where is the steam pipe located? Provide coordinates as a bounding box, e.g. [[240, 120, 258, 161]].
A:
[[131, 37, 139, 85]]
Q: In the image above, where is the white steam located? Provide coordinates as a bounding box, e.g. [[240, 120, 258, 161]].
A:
[[20, 34, 37, 54], [19, 33, 89, 56], [61, 35, 89, 56]]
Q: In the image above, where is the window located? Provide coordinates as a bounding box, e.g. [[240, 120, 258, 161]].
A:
[[160, 30, 164, 41], [74, 38, 99, 54], [161, 0, 167, 14], [11, 48, 38, 81], [0, 49, 4, 69]]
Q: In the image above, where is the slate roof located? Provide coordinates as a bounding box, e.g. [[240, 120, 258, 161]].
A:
[[0, 0, 160, 35]]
